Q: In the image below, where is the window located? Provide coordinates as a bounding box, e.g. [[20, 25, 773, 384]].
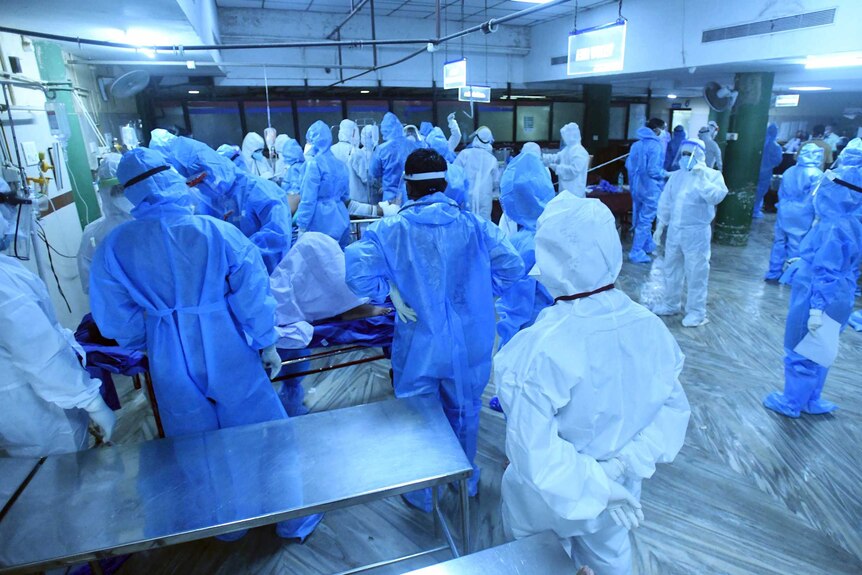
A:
[[477, 103, 514, 143], [551, 102, 585, 140], [187, 101, 243, 149], [609, 105, 627, 140], [295, 99, 343, 142], [152, 101, 186, 134], [347, 100, 389, 129], [516, 105, 550, 142], [627, 103, 647, 139], [243, 101, 295, 139], [393, 100, 433, 130]]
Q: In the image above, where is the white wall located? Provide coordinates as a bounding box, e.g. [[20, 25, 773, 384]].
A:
[[1, 32, 91, 328], [649, 96, 712, 139]]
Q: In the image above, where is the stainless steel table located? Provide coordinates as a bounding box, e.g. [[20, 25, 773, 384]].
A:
[[0, 457, 40, 519], [402, 532, 578, 574], [0, 397, 472, 575]]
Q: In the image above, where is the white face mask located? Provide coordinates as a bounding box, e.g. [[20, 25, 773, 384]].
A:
[[681, 152, 696, 171]]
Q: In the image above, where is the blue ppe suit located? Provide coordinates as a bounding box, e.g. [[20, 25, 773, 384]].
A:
[[345, 193, 523, 507], [753, 123, 784, 218], [765, 143, 823, 280], [371, 113, 418, 204], [90, 148, 321, 540], [664, 126, 687, 172], [495, 153, 555, 348], [295, 120, 350, 245], [279, 138, 307, 195], [763, 139, 862, 417], [419, 122, 433, 138], [163, 137, 292, 274], [425, 127, 469, 208], [217, 144, 248, 172], [630, 126, 667, 263]]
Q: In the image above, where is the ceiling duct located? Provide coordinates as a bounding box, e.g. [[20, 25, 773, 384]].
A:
[[702, 8, 836, 43]]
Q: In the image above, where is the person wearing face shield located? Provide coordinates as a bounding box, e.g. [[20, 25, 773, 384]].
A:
[[543, 122, 590, 197], [424, 126, 469, 209], [651, 139, 728, 327], [295, 120, 350, 245], [89, 148, 322, 540], [349, 124, 381, 205], [664, 125, 686, 172], [242, 131, 274, 179], [629, 118, 669, 264], [271, 134, 291, 183], [217, 144, 248, 173], [371, 112, 418, 205], [0, 177, 116, 456], [764, 143, 824, 282], [753, 123, 784, 219], [763, 139, 862, 418], [495, 153, 555, 348], [496, 192, 690, 575], [345, 148, 523, 512], [455, 126, 499, 220], [277, 137, 307, 196], [696, 125, 723, 171], [77, 153, 134, 294]]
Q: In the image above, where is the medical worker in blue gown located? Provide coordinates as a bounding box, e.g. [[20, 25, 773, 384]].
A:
[[424, 126, 469, 209], [279, 137, 307, 196], [763, 139, 862, 418], [89, 148, 322, 540], [495, 152, 555, 348], [158, 136, 292, 274], [345, 149, 523, 511], [664, 125, 686, 172], [217, 144, 247, 172], [764, 143, 823, 281], [295, 120, 350, 245], [629, 118, 668, 263], [753, 123, 784, 219], [371, 112, 417, 205]]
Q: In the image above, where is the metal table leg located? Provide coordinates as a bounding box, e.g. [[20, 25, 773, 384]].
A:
[[460, 478, 470, 555]]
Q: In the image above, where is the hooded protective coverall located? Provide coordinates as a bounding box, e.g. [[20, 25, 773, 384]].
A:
[[698, 126, 723, 171], [78, 153, 133, 294], [331, 119, 359, 165], [455, 127, 499, 220], [348, 124, 380, 205], [664, 125, 686, 172], [278, 137, 307, 195], [495, 153, 555, 348], [164, 137, 292, 273], [295, 120, 350, 244], [371, 113, 417, 204], [653, 139, 729, 327], [764, 143, 823, 281], [496, 192, 690, 575], [543, 123, 590, 197], [426, 127, 469, 209], [217, 144, 248, 172], [242, 131, 274, 179], [90, 147, 320, 539], [753, 123, 784, 218], [763, 139, 862, 418], [629, 126, 668, 263], [272, 134, 291, 182], [345, 191, 523, 507]]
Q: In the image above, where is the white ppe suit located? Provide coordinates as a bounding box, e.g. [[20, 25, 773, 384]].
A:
[[654, 139, 728, 327], [496, 192, 691, 575], [455, 126, 499, 220], [349, 125, 380, 205], [77, 153, 133, 294], [543, 123, 589, 197], [242, 131, 274, 179]]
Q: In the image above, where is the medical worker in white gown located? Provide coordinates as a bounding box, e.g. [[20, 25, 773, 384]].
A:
[[496, 192, 691, 575]]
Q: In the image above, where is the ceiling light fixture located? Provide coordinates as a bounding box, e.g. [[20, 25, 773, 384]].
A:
[[788, 86, 831, 92], [188, 90, 200, 95], [360, 90, 370, 94], [667, 93, 678, 99], [186, 60, 196, 70], [804, 52, 862, 69]]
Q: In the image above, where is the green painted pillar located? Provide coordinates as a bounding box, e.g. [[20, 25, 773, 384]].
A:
[[708, 108, 731, 159], [34, 41, 100, 229], [714, 72, 774, 246], [582, 84, 611, 155]]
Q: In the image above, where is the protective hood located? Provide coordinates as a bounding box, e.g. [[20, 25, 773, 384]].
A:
[[279, 137, 306, 164], [520, 142, 541, 157], [560, 123, 582, 147], [401, 192, 461, 226], [361, 124, 379, 150], [169, 137, 237, 200], [217, 143, 242, 163], [500, 153, 554, 229], [697, 126, 714, 142], [149, 128, 177, 159], [338, 119, 359, 145], [635, 126, 658, 141], [797, 143, 824, 168], [425, 127, 453, 160], [678, 138, 707, 170], [671, 125, 686, 141], [532, 191, 622, 298], [270, 231, 367, 324], [469, 126, 494, 151], [836, 137, 862, 168], [306, 120, 333, 154], [241, 131, 265, 158], [274, 134, 290, 155], [765, 123, 779, 143], [419, 122, 433, 137], [380, 112, 403, 142], [97, 152, 129, 218], [117, 147, 192, 209]]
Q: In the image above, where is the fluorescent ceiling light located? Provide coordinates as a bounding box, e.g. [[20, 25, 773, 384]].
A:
[[360, 90, 370, 94], [805, 52, 862, 69], [667, 93, 678, 99], [186, 60, 196, 70], [788, 86, 831, 92], [501, 95, 547, 100], [188, 90, 200, 94]]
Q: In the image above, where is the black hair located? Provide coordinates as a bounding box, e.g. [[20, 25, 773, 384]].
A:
[[405, 148, 448, 200], [812, 124, 825, 137], [647, 117, 666, 130]]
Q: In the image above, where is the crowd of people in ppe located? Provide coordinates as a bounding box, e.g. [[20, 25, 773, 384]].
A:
[[1, 104, 860, 575]]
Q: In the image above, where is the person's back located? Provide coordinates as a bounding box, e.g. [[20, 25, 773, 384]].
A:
[[497, 192, 689, 574], [296, 120, 350, 244], [426, 127, 468, 208], [697, 126, 723, 171], [665, 125, 686, 172], [455, 126, 499, 219], [629, 120, 668, 263], [754, 123, 784, 218], [371, 112, 416, 204]]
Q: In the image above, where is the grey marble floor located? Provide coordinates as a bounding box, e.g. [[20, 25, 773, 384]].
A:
[[108, 215, 862, 574]]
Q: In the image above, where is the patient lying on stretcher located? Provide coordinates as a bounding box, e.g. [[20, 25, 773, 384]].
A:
[[270, 232, 391, 349]]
